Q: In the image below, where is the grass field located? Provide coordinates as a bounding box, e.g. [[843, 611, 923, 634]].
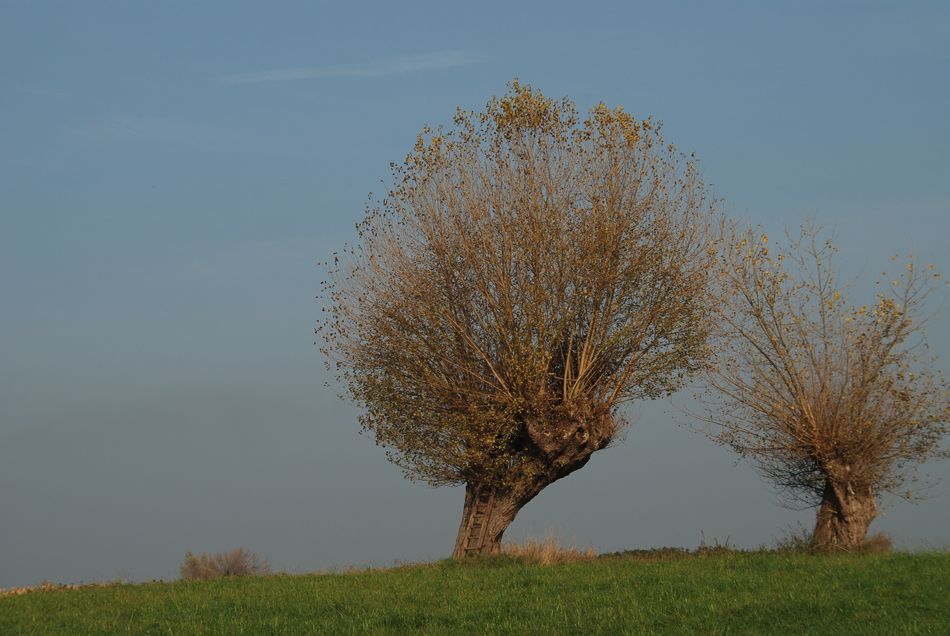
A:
[[3, 548, 948, 635]]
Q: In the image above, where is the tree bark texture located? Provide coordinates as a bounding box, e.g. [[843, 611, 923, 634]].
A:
[[812, 478, 877, 548], [452, 409, 614, 559]]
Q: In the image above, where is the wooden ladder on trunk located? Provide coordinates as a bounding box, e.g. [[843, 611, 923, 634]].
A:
[[462, 489, 496, 555]]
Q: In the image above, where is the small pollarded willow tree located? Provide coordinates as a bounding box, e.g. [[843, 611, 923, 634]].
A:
[[318, 82, 720, 558], [690, 218, 949, 548]]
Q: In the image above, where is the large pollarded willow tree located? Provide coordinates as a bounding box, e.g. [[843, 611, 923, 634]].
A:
[[318, 82, 719, 558]]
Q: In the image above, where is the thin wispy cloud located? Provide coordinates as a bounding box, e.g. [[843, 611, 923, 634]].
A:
[[221, 49, 486, 84], [15, 85, 87, 101]]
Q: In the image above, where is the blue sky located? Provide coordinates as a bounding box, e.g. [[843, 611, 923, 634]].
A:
[[2, 1, 949, 588]]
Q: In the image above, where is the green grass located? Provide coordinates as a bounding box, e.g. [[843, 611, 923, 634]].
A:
[[3, 551, 949, 635]]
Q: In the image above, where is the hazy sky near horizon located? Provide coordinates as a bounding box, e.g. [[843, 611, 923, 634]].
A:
[[2, 1, 949, 589]]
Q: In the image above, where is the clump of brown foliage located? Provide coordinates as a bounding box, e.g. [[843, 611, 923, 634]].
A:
[[180, 547, 271, 580]]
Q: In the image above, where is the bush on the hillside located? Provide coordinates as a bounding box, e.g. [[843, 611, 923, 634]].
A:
[[180, 547, 271, 580]]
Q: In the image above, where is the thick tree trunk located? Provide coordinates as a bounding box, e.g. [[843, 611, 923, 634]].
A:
[[451, 408, 614, 560], [812, 478, 877, 549], [451, 484, 522, 559]]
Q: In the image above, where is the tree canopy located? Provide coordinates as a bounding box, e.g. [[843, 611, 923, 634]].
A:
[[318, 81, 720, 556]]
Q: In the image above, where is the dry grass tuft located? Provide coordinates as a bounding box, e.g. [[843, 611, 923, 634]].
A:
[[856, 532, 893, 554], [503, 532, 596, 566], [180, 547, 271, 580], [771, 523, 893, 555], [0, 580, 123, 598]]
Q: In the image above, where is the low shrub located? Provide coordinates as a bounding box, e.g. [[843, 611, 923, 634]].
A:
[[180, 547, 271, 580]]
